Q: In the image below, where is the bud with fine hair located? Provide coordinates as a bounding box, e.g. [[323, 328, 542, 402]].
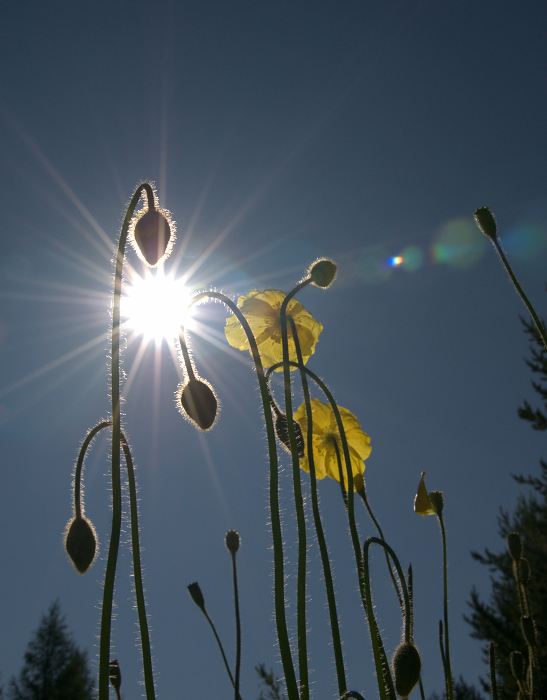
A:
[[132, 207, 174, 267], [308, 258, 338, 288], [474, 207, 497, 239], [178, 378, 218, 431], [64, 516, 98, 574], [109, 659, 122, 693], [225, 529, 240, 554], [275, 412, 305, 457], [391, 640, 422, 699]]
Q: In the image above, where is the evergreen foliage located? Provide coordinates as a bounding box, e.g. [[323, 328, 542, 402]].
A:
[[8, 601, 94, 700]]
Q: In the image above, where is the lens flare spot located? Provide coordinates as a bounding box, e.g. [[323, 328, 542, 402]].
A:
[[504, 223, 547, 261], [389, 256, 404, 267], [432, 219, 487, 269]]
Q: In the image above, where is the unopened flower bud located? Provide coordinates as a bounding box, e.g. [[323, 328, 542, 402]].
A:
[[510, 650, 525, 682], [65, 516, 98, 574], [109, 659, 121, 692], [474, 207, 497, 239], [188, 582, 205, 610], [133, 208, 173, 267], [392, 640, 422, 699], [309, 258, 338, 288], [178, 378, 218, 431], [275, 413, 305, 457], [507, 532, 522, 561], [225, 529, 240, 554]]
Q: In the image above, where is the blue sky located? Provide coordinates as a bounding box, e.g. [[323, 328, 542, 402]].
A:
[[1, 1, 547, 698]]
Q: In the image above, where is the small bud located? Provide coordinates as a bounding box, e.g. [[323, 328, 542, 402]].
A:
[[225, 529, 240, 554], [178, 378, 218, 431], [308, 258, 338, 288], [275, 413, 305, 457], [133, 208, 173, 267], [521, 616, 537, 648], [188, 581, 205, 610], [507, 532, 522, 561], [392, 640, 422, 699], [109, 659, 121, 692], [510, 650, 525, 682], [64, 516, 98, 574], [474, 207, 497, 239]]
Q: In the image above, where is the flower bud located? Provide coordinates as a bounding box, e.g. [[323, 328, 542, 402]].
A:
[[308, 258, 338, 288], [225, 529, 240, 554], [188, 581, 205, 610], [109, 659, 121, 692], [178, 378, 218, 431], [275, 413, 305, 457], [510, 650, 525, 682], [507, 532, 522, 561], [474, 207, 497, 239], [133, 208, 173, 267], [64, 516, 97, 574], [392, 640, 422, 699]]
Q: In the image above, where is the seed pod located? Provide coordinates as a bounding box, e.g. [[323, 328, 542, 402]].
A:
[[474, 207, 497, 239], [133, 208, 172, 267], [392, 640, 421, 699], [65, 516, 97, 574], [225, 529, 240, 554], [275, 413, 305, 457], [309, 258, 337, 288], [178, 378, 218, 431]]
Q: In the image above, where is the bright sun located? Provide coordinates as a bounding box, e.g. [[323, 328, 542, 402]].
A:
[[122, 270, 193, 342]]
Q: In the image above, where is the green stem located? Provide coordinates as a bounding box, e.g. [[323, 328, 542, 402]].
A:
[[73, 422, 112, 520], [100, 182, 155, 700], [438, 515, 453, 700], [230, 550, 242, 700]]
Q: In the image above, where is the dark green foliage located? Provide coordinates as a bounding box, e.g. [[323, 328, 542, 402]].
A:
[[463, 316, 547, 699], [8, 601, 94, 700], [256, 663, 286, 700]]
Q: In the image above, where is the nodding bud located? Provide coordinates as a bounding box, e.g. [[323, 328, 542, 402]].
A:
[[178, 378, 218, 431], [109, 659, 121, 692], [391, 641, 422, 699], [133, 208, 173, 267], [309, 258, 338, 288], [510, 650, 525, 682], [507, 532, 522, 561], [474, 207, 497, 240], [188, 581, 205, 610], [64, 516, 97, 574], [275, 413, 305, 458], [225, 529, 240, 554]]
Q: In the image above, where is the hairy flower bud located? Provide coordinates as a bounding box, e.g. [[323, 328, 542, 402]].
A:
[[225, 529, 240, 554], [275, 412, 305, 457], [109, 659, 122, 692], [309, 258, 338, 288], [392, 640, 422, 699], [507, 532, 522, 561], [64, 516, 97, 574], [188, 581, 205, 610], [474, 207, 497, 239], [133, 208, 173, 267], [178, 378, 218, 431]]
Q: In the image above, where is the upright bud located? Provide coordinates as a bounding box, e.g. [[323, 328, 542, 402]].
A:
[[275, 412, 305, 457], [308, 258, 338, 288], [474, 207, 497, 239], [178, 378, 218, 431], [225, 529, 241, 554], [64, 516, 98, 574], [133, 207, 173, 267], [109, 659, 122, 694], [188, 581, 206, 610], [391, 640, 422, 699]]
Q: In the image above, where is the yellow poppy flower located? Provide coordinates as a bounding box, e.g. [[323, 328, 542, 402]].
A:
[[294, 398, 371, 490], [224, 289, 323, 371], [414, 471, 443, 516]]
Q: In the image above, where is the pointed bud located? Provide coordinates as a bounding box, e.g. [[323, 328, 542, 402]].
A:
[[275, 413, 305, 457], [308, 258, 338, 288], [507, 532, 522, 561], [178, 378, 218, 431], [225, 529, 240, 554], [133, 208, 173, 267], [392, 641, 422, 699], [474, 207, 497, 239], [64, 516, 97, 574], [188, 581, 206, 610], [109, 659, 121, 693]]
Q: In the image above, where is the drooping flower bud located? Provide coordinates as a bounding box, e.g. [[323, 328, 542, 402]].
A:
[[275, 412, 305, 457], [64, 516, 98, 574], [474, 207, 497, 240], [308, 258, 338, 288], [109, 659, 122, 693], [507, 531, 522, 561], [188, 581, 206, 610], [133, 208, 173, 267], [178, 378, 218, 431], [391, 640, 422, 699], [225, 529, 240, 554]]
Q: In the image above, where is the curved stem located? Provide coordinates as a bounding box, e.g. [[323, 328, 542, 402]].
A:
[[100, 182, 155, 700], [186, 291, 299, 700], [73, 421, 112, 520]]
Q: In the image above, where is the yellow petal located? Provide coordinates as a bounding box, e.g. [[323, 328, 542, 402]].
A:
[[414, 471, 436, 516]]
